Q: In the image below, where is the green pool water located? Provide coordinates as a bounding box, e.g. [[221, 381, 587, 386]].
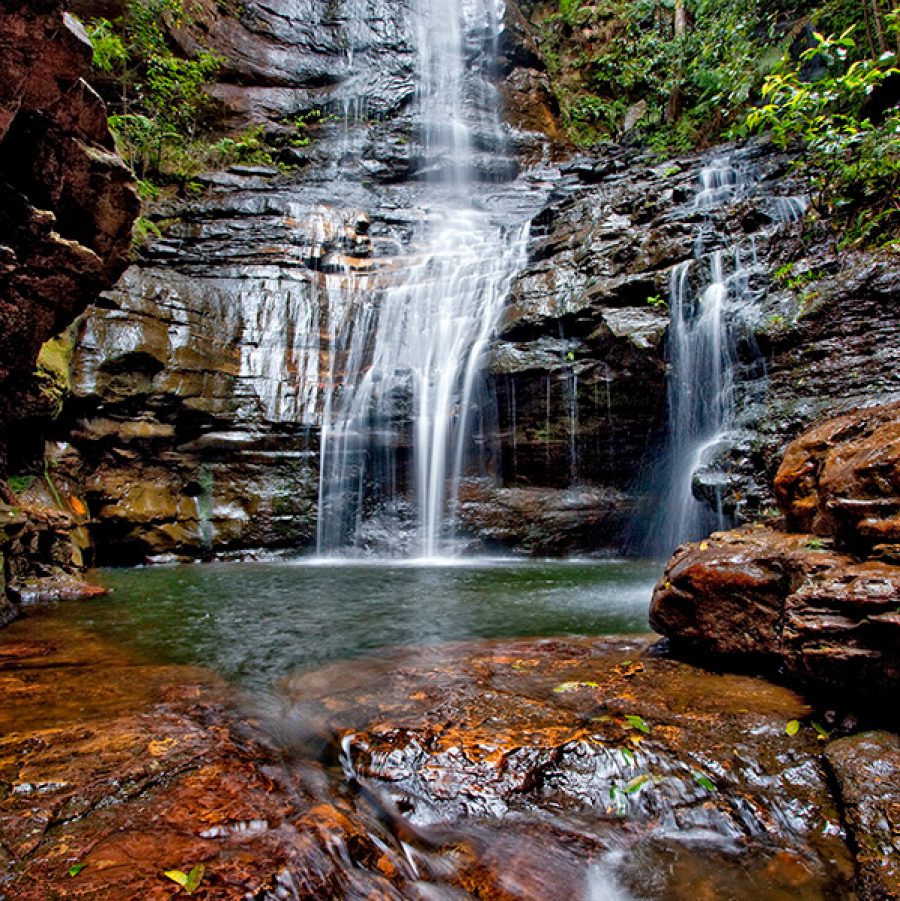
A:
[[56, 557, 662, 689]]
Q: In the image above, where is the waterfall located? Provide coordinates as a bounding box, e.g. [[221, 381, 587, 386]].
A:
[[649, 157, 806, 555], [316, 0, 529, 557]]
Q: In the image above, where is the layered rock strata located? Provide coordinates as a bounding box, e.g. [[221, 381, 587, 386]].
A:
[[650, 402, 900, 700]]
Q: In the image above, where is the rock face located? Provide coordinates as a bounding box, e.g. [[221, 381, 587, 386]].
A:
[[825, 731, 900, 900], [46, 0, 900, 561], [0, 0, 138, 617], [650, 403, 900, 700], [0, 0, 138, 444]]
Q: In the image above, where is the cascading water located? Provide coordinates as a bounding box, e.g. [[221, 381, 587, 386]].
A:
[[649, 158, 807, 554], [316, 0, 529, 558]]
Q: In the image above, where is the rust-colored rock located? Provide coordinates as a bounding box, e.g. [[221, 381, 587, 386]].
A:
[[2, 608, 864, 900], [774, 401, 900, 547], [650, 525, 900, 696], [0, 0, 139, 437]]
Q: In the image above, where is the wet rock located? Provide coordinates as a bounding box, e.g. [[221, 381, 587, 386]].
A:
[[717, 249, 900, 518], [825, 731, 900, 899], [0, 0, 138, 437], [280, 635, 856, 899], [0, 607, 868, 900], [649, 525, 900, 699], [457, 478, 634, 554], [774, 401, 900, 549], [0, 499, 100, 620]]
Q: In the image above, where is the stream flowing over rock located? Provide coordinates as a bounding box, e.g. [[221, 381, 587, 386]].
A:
[[1, 615, 861, 900]]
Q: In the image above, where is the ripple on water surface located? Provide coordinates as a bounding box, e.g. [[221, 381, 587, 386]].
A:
[[59, 558, 662, 689]]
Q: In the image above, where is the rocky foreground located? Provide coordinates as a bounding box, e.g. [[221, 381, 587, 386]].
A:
[[2, 404, 899, 900], [652, 401, 900, 699], [2, 613, 883, 900]]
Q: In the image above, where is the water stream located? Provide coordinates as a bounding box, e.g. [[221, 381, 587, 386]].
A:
[[316, 0, 531, 558], [650, 158, 807, 554]]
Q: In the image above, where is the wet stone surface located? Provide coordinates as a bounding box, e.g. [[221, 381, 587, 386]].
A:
[[0, 610, 864, 900], [276, 635, 857, 899]]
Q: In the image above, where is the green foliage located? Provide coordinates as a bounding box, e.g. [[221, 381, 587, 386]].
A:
[[209, 125, 275, 168], [67, 863, 87, 877], [8, 475, 35, 495], [82, 0, 324, 194], [746, 27, 900, 245], [541, 0, 792, 149], [553, 679, 600, 692], [540, 0, 898, 169], [86, 18, 128, 73], [692, 770, 716, 792], [82, 0, 225, 183], [132, 215, 163, 252], [785, 718, 801, 735], [164, 863, 205, 894]]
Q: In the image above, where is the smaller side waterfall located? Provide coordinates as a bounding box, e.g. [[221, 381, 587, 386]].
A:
[[649, 157, 807, 554]]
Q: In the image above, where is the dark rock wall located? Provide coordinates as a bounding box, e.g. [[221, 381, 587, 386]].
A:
[[0, 0, 138, 617], [0, 0, 138, 443]]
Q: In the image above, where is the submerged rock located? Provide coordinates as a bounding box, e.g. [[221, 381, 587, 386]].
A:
[[278, 635, 855, 899]]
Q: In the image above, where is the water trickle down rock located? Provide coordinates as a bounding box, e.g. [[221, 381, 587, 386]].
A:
[[645, 155, 808, 555]]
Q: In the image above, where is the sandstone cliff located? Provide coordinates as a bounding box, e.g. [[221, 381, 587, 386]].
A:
[[0, 0, 138, 619]]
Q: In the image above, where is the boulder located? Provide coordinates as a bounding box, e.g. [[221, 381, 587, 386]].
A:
[[652, 403, 900, 698], [775, 401, 900, 548], [649, 525, 900, 697]]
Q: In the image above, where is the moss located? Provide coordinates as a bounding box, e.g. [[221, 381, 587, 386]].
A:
[[8, 475, 35, 495], [35, 331, 75, 418]]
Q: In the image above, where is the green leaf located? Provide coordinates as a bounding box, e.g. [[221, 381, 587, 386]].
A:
[[693, 771, 716, 792], [785, 719, 801, 736], [68, 863, 86, 877], [164, 870, 189, 888], [553, 680, 599, 693], [164, 864, 205, 893], [619, 747, 635, 767], [624, 714, 650, 734], [811, 721, 832, 741], [624, 773, 651, 794]]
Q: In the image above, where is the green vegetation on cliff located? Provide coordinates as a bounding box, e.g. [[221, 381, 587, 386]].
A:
[[535, 0, 899, 243], [747, 25, 899, 245], [80, 0, 315, 192], [537, 0, 897, 151]]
